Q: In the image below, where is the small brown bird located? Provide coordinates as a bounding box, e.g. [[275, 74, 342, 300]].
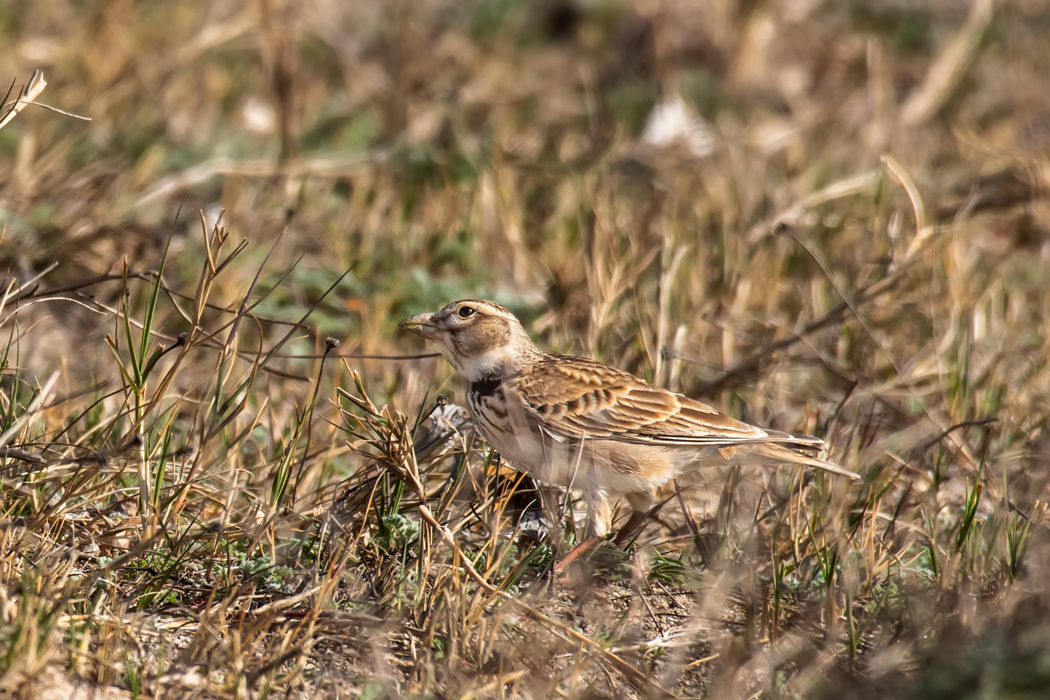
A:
[[400, 300, 857, 564]]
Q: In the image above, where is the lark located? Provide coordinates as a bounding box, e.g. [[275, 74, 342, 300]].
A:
[[400, 299, 858, 566]]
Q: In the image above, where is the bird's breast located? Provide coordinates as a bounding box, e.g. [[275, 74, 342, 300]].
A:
[[465, 385, 678, 494]]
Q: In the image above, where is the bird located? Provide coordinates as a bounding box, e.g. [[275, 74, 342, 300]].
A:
[[400, 299, 858, 570]]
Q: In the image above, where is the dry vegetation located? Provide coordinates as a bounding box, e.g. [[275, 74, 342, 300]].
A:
[[1, 0, 1050, 697]]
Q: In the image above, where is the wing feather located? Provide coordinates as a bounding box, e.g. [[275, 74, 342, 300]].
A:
[[513, 354, 822, 449]]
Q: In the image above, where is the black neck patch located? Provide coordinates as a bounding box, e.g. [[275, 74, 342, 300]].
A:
[[470, 375, 502, 398]]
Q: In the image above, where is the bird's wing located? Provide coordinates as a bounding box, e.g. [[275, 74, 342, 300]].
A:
[[513, 354, 821, 449]]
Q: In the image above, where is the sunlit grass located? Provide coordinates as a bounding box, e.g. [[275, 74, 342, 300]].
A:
[[0, 0, 1048, 697]]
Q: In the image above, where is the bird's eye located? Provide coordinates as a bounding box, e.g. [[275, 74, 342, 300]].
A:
[[457, 306, 476, 319]]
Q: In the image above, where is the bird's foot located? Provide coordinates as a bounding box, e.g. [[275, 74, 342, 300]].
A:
[[552, 535, 601, 578]]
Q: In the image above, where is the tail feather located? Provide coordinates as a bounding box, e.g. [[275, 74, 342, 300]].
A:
[[717, 442, 860, 479]]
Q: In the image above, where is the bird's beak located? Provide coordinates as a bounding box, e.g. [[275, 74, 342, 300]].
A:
[[399, 312, 440, 340]]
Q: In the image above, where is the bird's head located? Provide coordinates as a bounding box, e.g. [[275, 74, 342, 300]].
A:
[[399, 299, 537, 381]]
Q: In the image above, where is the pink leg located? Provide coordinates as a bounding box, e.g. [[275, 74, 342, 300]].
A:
[[614, 491, 656, 545], [612, 509, 650, 545], [553, 509, 650, 574], [552, 535, 601, 576]]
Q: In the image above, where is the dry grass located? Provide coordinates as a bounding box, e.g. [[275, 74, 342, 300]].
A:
[[1, 0, 1049, 697]]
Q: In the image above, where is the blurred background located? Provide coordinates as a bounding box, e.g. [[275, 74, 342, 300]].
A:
[[3, 0, 1047, 391], [3, 1, 1050, 696]]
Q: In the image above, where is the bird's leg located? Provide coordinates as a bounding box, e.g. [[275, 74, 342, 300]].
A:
[[552, 491, 611, 576], [612, 491, 655, 544], [552, 535, 601, 576], [612, 510, 650, 545]]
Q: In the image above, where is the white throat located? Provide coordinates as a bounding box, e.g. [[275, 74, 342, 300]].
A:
[[441, 345, 521, 382]]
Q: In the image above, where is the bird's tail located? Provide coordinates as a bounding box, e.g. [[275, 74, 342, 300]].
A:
[[718, 442, 860, 479]]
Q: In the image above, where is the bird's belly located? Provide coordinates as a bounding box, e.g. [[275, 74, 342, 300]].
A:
[[470, 399, 675, 494]]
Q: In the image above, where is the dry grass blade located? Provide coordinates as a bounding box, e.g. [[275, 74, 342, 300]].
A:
[[0, 71, 46, 131], [418, 506, 677, 698], [900, 0, 997, 127], [0, 2, 1047, 697], [0, 372, 58, 448]]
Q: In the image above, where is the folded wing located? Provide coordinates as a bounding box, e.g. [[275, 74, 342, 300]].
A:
[[515, 354, 818, 448], [513, 355, 858, 479]]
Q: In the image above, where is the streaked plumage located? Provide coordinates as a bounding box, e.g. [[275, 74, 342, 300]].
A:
[[400, 299, 858, 541]]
